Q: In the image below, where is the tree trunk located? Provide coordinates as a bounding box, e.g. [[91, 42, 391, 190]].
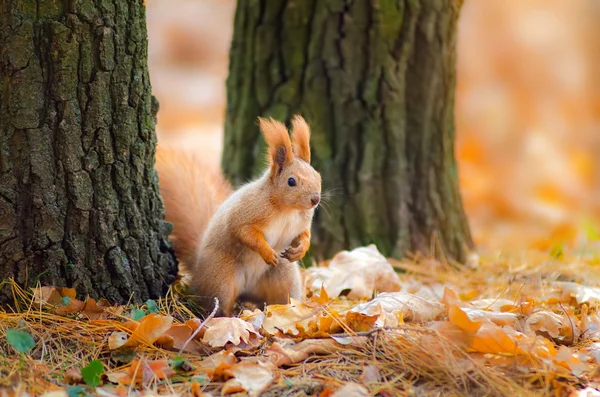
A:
[[0, 0, 177, 304], [223, 0, 472, 262]]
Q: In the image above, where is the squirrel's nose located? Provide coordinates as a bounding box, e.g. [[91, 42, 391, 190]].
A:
[[311, 194, 320, 207]]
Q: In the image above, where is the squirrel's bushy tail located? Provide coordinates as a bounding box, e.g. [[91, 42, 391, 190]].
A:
[[155, 145, 232, 270]]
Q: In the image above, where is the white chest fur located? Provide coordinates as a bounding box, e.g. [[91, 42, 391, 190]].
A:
[[263, 211, 306, 251]]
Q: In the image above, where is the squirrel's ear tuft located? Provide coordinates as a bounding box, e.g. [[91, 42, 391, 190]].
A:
[[291, 115, 311, 163], [258, 117, 293, 174]]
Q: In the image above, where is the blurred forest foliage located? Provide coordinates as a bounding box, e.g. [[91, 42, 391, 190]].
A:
[[147, 0, 600, 252]]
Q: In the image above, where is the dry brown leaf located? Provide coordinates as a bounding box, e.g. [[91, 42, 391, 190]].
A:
[[359, 364, 380, 384], [348, 292, 444, 327], [81, 298, 111, 320], [264, 342, 308, 367], [306, 245, 402, 299], [202, 317, 260, 347], [222, 362, 275, 397], [265, 338, 347, 367], [331, 382, 370, 397], [118, 358, 175, 386], [105, 371, 128, 384], [262, 299, 319, 336], [63, 367, 83, 385], [526, 310, 563, 338], [199, 350, 237, 372], [163, 323, 204, 353]]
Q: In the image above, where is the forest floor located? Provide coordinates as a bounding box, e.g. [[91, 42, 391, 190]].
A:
[[2, 233, 600, 397]]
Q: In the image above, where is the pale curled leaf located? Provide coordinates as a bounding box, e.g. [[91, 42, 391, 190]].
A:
[[306, 245, 402, 299], [222, 362, 275, 397], [555, 281, 600, 305], [525, 310, 563, 338], [202, 317, 260, 347], [461, 307, 519, 326], [331, 382, 370, 397], [348, 292, 445, 327]]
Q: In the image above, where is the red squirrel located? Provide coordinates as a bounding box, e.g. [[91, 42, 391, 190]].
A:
[[156, 116, 321, 316]]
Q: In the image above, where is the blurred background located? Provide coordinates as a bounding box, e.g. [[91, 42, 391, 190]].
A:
[[147, 0, 600, 252]]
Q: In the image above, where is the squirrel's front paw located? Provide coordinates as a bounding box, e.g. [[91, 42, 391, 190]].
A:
[[263, 248, 280, 267], [281, 243, 307, 262]]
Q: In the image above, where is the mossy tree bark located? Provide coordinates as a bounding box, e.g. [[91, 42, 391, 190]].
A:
[[0, 1, 177, 304], [223, 0, 472, 262]]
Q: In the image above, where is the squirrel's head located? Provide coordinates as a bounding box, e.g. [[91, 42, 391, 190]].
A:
[[259, 115, 322, 210]]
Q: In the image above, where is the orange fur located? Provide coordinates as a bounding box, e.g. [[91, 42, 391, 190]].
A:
[[155, 145, 232, 269], [291, 115, 311, 162], [258, 117, 293, 174]]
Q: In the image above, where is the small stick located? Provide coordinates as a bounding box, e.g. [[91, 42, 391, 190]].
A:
[[178, 297, 219, 355]]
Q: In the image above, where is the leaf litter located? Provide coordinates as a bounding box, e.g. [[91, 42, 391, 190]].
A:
[[3, 244, 600, 396]]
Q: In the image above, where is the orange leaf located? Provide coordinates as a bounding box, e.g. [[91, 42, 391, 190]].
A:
[[119, 358, 175, 386], [448, 304, 482, 334], [124, 314, 173, 347], [471, 323, 521, 355]]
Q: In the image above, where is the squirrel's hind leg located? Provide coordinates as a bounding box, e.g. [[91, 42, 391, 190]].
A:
[[189, 273, 237, 317], [253, 261, 303, 306]]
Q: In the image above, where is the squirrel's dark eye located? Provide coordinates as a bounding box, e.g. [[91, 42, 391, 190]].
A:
[[287, 177, 296, 187]]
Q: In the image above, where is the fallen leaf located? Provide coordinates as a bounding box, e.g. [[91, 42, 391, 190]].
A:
[[306, 245, 402, 299], [81, 298, 111, 320], [331, 382, 370, 397], [448, 304, 482, 333], [63, 367, 83, 385], [348, 292, 444, 328], [359, 364, 380, 384], [119, 359, 175, 386], [526, 310, 563, 338], [222, 362, 275, 397], [32, 286, 64, 306], [199, 350, 237, 376], [202, 317, 260, 347], [556, 282, 600, 305], [124, 314, 173, 347], [262, 299, 319, 336], [470, 323, 522, 355], [470, 298, 518, 311], [554, 346, 590, 377], [461, 307, 519, 326], [163, 323, 204, 353]]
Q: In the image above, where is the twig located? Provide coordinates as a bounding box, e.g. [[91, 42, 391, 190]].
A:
[[178, 297, 219, 355]]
